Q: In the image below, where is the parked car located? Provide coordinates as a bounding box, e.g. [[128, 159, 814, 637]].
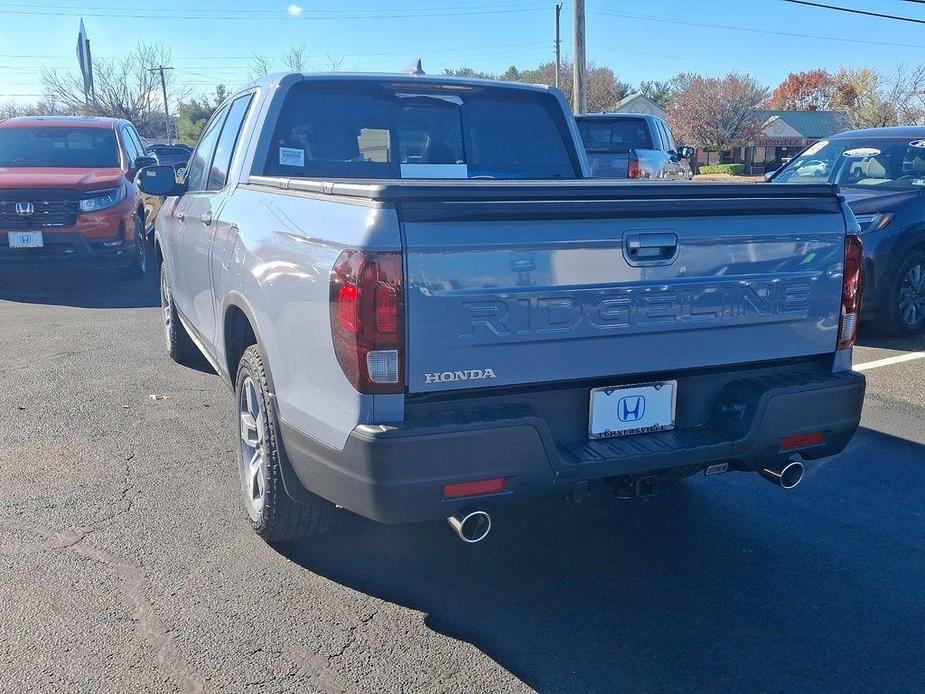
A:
[[575, 113, 694, 179], [145, 143, 191, 171], [0, 116, 157, 275], [140, 73, 865, 546], [769, 126, 925, 335]]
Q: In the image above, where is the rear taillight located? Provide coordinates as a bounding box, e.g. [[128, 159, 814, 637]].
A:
[[627, 150, 642, 179], [838, 234, 864, 350], [330, 249, 404, 393]]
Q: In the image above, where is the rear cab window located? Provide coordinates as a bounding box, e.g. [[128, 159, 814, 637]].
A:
[[258, 80, 580, 180], [577, 118, 653, 151]]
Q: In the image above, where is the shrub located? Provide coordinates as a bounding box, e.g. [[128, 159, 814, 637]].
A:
[[698, 164, 746, 176]]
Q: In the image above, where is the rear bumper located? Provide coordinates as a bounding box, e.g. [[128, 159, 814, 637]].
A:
[[280, 364, 865, 524]]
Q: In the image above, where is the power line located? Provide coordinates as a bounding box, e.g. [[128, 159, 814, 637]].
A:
[[781, 0, 925, 25], [0, 6, 548, 21], [590, 7, 925, 50], [0, 1, 547, 15]]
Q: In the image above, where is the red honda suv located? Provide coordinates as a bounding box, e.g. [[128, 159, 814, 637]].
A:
[[0, 116, 157, 275]]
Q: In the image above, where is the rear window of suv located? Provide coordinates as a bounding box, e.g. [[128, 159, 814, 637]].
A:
[[0, 127, 120, 168], [260, 80, 580, 180], [577, 118, 653, 151]]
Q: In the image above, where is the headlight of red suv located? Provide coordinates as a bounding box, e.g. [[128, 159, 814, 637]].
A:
[[79, 184, 126, 213]]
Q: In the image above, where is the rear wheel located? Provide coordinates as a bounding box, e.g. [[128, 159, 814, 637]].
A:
[[160, 261, 198, 366], [235, 345, 332, 543], [879, 251, 925, 336]]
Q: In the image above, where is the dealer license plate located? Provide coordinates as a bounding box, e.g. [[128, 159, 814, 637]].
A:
[[7, 231, 44, 248], [588, 381, 677, 439]]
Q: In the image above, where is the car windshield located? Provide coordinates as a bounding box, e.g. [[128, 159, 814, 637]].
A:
[[576, 118, 653, 151], [773, 136, 925, 190], [260, 81, 579, 180], [0, 127, 120, 168]]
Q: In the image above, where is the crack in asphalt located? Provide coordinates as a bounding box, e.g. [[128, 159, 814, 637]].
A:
[[327, 607, 380, 663], [0, 451, 204, 694]]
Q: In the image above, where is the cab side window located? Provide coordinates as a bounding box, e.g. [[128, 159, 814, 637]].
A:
[[121, 125, 141, 163], [186, 106, 228, 192], [127, 126, 146, 160], [207, 95, 253, 191], [659, 120, 678, 154]]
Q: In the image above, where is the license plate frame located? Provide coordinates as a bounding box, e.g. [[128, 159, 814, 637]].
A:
[[7, 231, 44, 248], [588, 380, 677, 440]]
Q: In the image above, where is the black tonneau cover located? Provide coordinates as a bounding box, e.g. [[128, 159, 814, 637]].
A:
[[247, 176, 844, 219]]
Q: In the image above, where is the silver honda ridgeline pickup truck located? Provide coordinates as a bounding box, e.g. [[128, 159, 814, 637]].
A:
[[139, 73, 866, 545]]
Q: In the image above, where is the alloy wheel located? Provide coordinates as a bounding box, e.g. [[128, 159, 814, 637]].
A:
[[160, 268, 173, 349], [239, 376, 268, 520], [899, 263, 925, 329]]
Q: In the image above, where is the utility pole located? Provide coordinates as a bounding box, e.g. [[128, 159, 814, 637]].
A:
[[554, 3, 563, 89], [573, 0, 587, 114], [150, 65, 174, 144]]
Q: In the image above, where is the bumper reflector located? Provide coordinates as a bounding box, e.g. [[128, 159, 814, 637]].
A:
[[443, 478, 506, 499], [781, 432, 825, 451]]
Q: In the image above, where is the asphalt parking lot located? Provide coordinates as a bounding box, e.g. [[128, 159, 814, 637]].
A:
[[1, 265, 923, 694]]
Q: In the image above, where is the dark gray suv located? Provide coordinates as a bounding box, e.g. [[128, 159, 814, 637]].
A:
[[770, 126, 925, 335]]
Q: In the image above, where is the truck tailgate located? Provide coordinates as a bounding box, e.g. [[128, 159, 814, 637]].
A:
[[393, 182, 847, 393]]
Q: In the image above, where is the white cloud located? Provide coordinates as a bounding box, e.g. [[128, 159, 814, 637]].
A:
[[287, 4, 303, 15]]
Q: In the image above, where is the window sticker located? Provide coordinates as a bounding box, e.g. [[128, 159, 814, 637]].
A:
[[279, 146, 305, 167], [803, 140, 828, 156], [842, 147, 881, 158], [400, 163, 468, 179]]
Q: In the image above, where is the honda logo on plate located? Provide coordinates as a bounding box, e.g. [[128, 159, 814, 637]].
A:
[[15, 202, 34, 217], [617, 395, 646, 422]]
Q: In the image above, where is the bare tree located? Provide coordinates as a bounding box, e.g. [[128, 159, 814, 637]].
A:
[[41, 42, 182, 138], [282, 43, 308, 72], [248, 54, 274, 81], [885, 64, 925, 125], [321, 53, 345, 72]]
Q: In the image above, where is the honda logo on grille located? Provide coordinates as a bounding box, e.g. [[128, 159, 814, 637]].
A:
[[617, 395, 646, 422], [15, 202, 34, 217]]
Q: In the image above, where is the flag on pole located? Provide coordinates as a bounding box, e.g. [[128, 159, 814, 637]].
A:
[[76, 19, 94, 101]]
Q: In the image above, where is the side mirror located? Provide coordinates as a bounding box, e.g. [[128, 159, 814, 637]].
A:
[[134, 155, 159, 170], [138, 165, 183, 196], [678, 146, 696, 159]]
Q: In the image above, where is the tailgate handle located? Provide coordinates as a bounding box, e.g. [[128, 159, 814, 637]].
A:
[[624, 232, 679, 264]]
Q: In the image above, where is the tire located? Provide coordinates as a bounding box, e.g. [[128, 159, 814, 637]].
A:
[[235, 345, 332, 543], [159, 261, 198, 366], [125, 215, 147, 278], [877, 251, 925, 336]]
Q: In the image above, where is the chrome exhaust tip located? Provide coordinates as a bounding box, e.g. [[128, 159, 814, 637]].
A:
[[759, 460, 804, 490], [448, 510, 491, 543]]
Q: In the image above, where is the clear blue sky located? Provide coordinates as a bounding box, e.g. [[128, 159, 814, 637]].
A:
[[2, 1, 925, 105]]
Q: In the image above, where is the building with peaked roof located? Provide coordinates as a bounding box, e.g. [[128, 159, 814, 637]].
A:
[[611, 93, 668, 121], [702, 109, 852, 173]]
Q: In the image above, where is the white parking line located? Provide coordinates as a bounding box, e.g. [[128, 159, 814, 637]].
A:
[[854, 352, 925, 371]]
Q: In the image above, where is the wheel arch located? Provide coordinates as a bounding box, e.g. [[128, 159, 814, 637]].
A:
[[222, 292, 275, 393]]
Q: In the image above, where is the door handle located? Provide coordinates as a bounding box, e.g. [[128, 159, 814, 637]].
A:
[[200, 210, 213, 226], [624, 231, 679, 265]]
